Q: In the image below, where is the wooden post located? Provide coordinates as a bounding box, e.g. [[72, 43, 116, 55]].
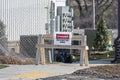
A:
[[40, 36, 46, 64], [80, 50, 85, 66], [84, 36, 89, 66], [35, 35, 41, 65], [51, 39, 54, 61], [80, 35, 89, 66], [80, 36, 85, 66], [48, 50, 52, 63], [84, 50, 89, 66]]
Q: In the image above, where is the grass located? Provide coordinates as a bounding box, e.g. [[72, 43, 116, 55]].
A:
[[0, 64, 8, 69], [89, 51, 114, 60]]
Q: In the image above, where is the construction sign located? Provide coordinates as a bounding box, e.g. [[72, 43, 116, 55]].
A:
[[54, 32, 72, 45]]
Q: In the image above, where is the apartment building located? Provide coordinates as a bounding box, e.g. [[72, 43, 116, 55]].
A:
[[55, 6, 74, 32]]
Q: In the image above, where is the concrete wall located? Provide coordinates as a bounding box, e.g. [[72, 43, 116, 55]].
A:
[[8, 41, 20, 54]]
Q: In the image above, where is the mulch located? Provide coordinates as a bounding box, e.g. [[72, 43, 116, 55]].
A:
[[42, 64, 120, 80]]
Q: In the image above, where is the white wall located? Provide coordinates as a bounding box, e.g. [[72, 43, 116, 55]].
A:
[[0, 0, 49, 41], [52, 0, 66, 16]]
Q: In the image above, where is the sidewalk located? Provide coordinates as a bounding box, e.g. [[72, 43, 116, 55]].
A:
[[0, 60, 112, 80]]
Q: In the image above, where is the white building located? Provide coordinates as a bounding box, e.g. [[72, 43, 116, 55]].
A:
[[55, 6, 74, 32], [50, 0, 74, 32], [52, 0, 67, 16], [0, 0, 50, 41], [0, 0, 70, 41]]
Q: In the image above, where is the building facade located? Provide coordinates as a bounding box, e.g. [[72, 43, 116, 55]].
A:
[[0, 0, 71, 41], [55, 6, 74, 32], [0, 0, 50, 41]]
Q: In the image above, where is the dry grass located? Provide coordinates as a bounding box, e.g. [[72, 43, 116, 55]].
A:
[[0, 64, 8, 69], [90, 64, 120, 75], [0, 56, 34, 65]]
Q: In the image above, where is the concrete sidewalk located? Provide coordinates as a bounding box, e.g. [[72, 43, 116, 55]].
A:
[[0, 60, 112, 80]]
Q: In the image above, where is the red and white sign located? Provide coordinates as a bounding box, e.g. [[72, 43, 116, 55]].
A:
[[54, 32, 72, 45], [56, 34, 69, 39]]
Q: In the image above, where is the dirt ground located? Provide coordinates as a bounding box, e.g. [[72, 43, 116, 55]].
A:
[[72, 64, 120, 79], [42, 64, 120, 80], [88, 64, 120, 75], [0, 56, 34, 64]]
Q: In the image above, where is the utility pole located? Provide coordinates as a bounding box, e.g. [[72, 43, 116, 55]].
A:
[[92, 0, 95, 30], [45, 0, 50, 34], [118, 0, 120, 38], [45, 6, 49, 34]]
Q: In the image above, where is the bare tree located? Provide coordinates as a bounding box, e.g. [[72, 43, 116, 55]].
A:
[[71, 0, 117, 29]]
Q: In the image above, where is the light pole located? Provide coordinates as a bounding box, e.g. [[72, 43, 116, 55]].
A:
[[45, 0, 50, 35], [92, 0, 95, 30], [45, 6, 49, 34], [118, 0, 120, 37]]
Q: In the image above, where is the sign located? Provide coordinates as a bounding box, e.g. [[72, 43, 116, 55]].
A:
[[54, 32, 72, 45]]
